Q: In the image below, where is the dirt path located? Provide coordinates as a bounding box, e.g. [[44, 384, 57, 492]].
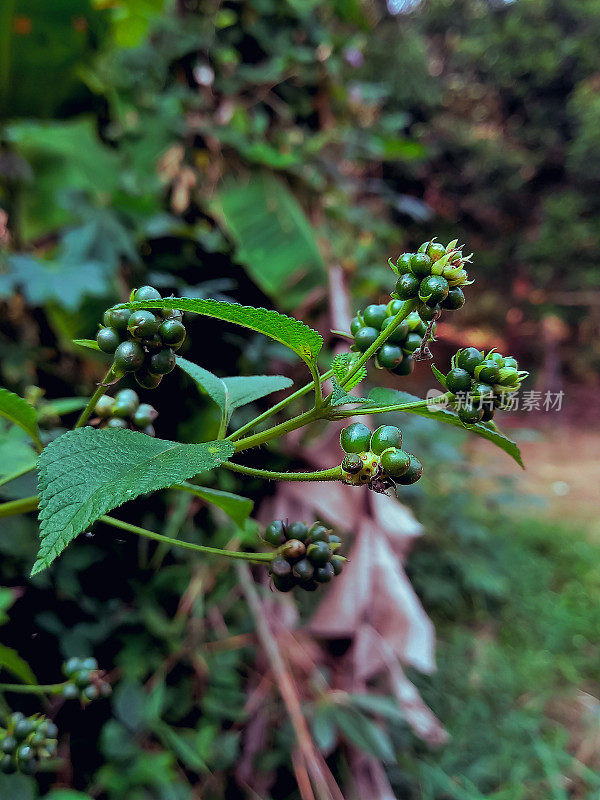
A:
[[467, 424, 600, 539]]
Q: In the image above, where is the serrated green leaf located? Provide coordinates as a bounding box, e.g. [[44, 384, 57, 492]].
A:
[[221, 375, 293, 410], [177, 357, 293, 424], [330, 378, 373, 407], [331, 352, 367, 391], [33, 429, 235, 575], [0, 643, 37, 684], [431, 363, 447, 388], [72, 338, 101, 352], [119, 298, 322, 366], [0, 387, 41, 448], [175, 482, 253, 528], [367, 388, 524, 468]]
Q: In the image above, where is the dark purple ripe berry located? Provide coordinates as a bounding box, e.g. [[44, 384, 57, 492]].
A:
[[135, 370, 162, 389], [395, 455, 423, 485], [314, 563, 335, 583], [293, 559, 314, 581], [271, 556, 292, 578]]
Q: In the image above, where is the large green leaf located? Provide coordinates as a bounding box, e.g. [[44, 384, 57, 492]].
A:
[[175, 482, 253, 528], [120, 298, 322, 365], [367, 388, 524, 468], [0, 643, 37, 685], [0, 388, 41, 448], [33, 429, 234, 575], [176, 358, 229, 414], [210, 173, 325, 309]]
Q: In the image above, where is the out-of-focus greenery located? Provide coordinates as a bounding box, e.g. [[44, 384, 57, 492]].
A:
[[1, 1, 599, 798]]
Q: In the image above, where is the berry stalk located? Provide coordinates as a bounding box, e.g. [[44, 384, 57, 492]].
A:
[[221, 463, 343, 482], [73, 364, 121, 430]]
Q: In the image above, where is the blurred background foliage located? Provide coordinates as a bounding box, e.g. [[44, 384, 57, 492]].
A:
[[1, 0, 599, 798]]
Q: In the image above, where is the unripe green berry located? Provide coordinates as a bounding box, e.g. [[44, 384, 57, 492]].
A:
[[148, 348, 176, 375], [458, 403, 484, 425], [380, 316, 409, 343], [112, 389, 139, 418], [104, 307, 131, 332], [264, 520, 287, 546], [113, 341, 145, 372], [474, 360, 500, 384], [14, 720, 34, 740], [307, 541, 331, 566], [158, 319, 186, 349], [402, 332, 422, 354], [83, 685, 99, 701], [331, 555, 344, 575], [61, 683, 79, 700], [392, 355, 414, 376], [353, 326, 379, 352], [428, 242, 446, 261], [445, 368, 472, 394], [63, 657, 82, 677], [350, 316, 363, 335], [395, 455, 423, 485], [133, 286, 162, 302], [97, 327, 121, 354], [128, 310, 159, 339], [378, 344, 403, 371], [80, 657, 98, 671], [471, 381, 494, 399], [409, 252, 432, 277], [380, 447, 411, 477], [370, 425, 402, 455], [307, 523, 330, 543], [287, 521, 309, 542], [133, 403, 157, 429], [73, 669, 92, 688], [419, 275, 449, 306], [456, 347, 484, 374], [441, 286, 465, 310], [363, 304, 388, 329], [94, 395, 115, 418], [387, 299, 403, 315], [395, 253, 412, 273], [395, 273, 420, 300], [106, 417, 128, 429], [1, 737, 16, 755], [340, 423, 371, 454]]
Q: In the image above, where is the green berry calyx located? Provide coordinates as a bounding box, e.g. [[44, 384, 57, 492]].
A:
[[263, 520, 344, 592], [97, 287, 185, 389]]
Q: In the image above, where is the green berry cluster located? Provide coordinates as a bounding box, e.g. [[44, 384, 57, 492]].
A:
[[0, 713, 58, 775], [61, 657, 111, 703], [350, 300, 432, 376], [263, 520, 344, 592], [392, 238, 472, 322], [444, 347, 528, 425], [94, 389, 158, 436], [96, 286, 186, 389], [339, 423, 422, 489]]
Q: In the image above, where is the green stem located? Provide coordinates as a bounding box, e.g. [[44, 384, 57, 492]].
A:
[[0, 463, 36, 489], [148, 491, 193, 570], [330, 393, 453, 419], [0, 683, 65, 695], [309, 361, 323, 407], [74, 364, 120, 429], [222, 463, 343, 482], [0, 495, 39, 518], [100, 515, 274, 563], [233, 406, 321, 453], [339, 299, 416, 389], [228, 369, 334, 442]]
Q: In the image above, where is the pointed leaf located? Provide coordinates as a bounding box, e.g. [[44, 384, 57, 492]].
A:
[[176, 357, 229, 416], [367, 388, 524, 468], [175, 482, 253, 528], [431, 364, 447, 388], [73, 338, 101, 352], [0, 644, 37, 684], [118, 298, 322, 366], [33, 429, 235, 575], [330, 378, 373, 407], [222, 375, 293, 412], [331, 352, 367, 391], [0, 387, 41, 448], [332, 706, 396, 762]]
